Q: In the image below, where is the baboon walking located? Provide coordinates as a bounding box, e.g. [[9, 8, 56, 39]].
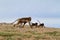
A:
[[13, 17, 31, 28]]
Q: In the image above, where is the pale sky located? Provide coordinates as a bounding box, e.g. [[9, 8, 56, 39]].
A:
[[0, 0, 60, 28], [0, 0, 60, 18]]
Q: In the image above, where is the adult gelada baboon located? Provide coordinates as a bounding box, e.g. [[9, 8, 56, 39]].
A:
[[13, 17, 31, 28]]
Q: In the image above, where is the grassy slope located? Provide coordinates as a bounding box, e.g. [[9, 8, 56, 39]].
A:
[[0, 24, 60, 40]]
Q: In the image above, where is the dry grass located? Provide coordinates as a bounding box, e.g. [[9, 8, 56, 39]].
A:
[[0, 24, 60, 40]]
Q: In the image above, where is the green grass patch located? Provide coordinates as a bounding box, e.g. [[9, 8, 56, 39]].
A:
[[6, 36, 13, 40], [44, 31, 60, 36], [0, 32, 14, 36], [0, 32, 23, 36], [34, 35, 44, 40], [0, 32, 32, 38], [26, 31, 41, 35], [23, 34, 32, 38]]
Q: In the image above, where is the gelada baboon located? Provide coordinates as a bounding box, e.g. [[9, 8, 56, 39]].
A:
[[38, 23, 44, 28], [37, 20, 45, 28], [12, 17, 31, 28], [30, 22, 38, 28]]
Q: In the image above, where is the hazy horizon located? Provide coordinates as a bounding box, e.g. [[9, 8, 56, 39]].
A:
[[0, 17, 60, 28]]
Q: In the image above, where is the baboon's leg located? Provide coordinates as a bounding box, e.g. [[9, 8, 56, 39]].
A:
[[37, 25, 39, 28], [13, 22, 20, 27], [13, 24, 18, 27], [13, 24, 15, 27], [29, 22, 31, 28], [42, 26, 45, 28], [30, 25, 33, 28], [29, 22, 30, 26], [18, 23, 22, 28], [22, 22, 26, 28], [35, 25, 37, 28]]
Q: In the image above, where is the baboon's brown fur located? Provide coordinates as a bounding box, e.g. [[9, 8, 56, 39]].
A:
[[13, 17, 31, 28]]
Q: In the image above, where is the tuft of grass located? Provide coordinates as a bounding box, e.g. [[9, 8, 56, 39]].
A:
[[26, 31, 41, 35], [44, 31, 60, 36], [0, 32, 14, 36], [34, 35, 42, 40], [0, 32, 32, 38], [16, 38, 22, 40], [6, 36, 13, 40], [0, 32, 23, 37], [23, 34, 32, 38]]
